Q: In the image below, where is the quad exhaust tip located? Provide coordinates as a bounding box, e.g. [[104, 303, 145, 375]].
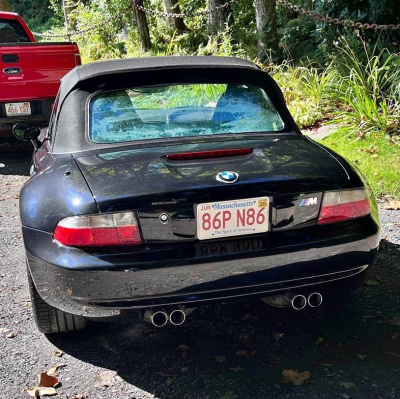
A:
[[143, 308, 169, 328], [169, 309, 186, 326], [144, 307, 195, 327], [308, 292, 323, 308], [291, 294, 307, 311], [261, 292, 323, 310]]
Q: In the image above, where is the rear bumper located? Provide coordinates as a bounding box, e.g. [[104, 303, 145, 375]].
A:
[[23, 217, 380, 318], [0, 99, 53, 136]]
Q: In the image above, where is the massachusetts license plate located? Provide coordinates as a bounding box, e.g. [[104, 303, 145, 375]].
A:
[[196, 197, 269, 240], [5, 102, 31, 116]]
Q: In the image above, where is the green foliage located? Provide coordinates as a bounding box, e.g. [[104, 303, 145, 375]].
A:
[[9, 0, 59, 32], [269, 62, 338, 127], [332, 39, 400, 135], [69, 0, 131, 62], [323, 127, 400, 199]]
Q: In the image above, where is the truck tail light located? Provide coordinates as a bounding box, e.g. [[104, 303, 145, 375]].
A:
[[74, 53, 82, 66], [318, 189, 370, 225], [54, 211, 142, 247]]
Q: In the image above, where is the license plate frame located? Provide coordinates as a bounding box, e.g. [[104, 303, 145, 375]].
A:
[[5, 102, 32, 117], [196, 197, 270, 240]]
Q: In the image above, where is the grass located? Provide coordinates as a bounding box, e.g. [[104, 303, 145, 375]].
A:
[[322, 127, 400, 200]]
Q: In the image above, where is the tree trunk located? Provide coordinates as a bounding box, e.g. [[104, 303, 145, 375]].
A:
[[132, 0, 151, 52], [62, 0, 77, 38], [254, 0, 278, 61], [162, 0, 188, 32], [208, 0, 232, 35], [0, 0, 11, 11]]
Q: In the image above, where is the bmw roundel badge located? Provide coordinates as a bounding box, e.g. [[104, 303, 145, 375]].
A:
[[216, 171, 239, 184]]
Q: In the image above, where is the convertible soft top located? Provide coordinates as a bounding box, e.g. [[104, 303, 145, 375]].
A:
[[60, 56, 258, 102], [53, 56, 297, 154]]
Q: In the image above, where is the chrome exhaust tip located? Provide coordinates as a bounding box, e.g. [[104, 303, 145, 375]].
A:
[[307, 292, 323, 308], [291, 294, 307, 310], [143, 308, 169, 327], [169, 309, 186, 326], [261, 293, 307, 310]]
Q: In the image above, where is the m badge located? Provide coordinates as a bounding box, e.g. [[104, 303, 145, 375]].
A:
[[299, 197, 318, 206]]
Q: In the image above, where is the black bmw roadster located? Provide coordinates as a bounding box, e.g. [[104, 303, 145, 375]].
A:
[[13, 56, 380, 333]]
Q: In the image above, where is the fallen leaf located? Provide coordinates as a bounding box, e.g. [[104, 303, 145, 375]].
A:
[[54, 350, 64, 357], [215, 356, 227, 363], [0, 328, 9, 334], [94, 370, 122, 388], [38, 373, 58, 388], [46, 364, 66, 377], [229, 367, 244, 372], [340, 382, 355, 389], [38, 387, 57, 397], [383, 200, 400, 210], [282, 369, 311, 386], [6, 331, 17, 338], [364, 279, 380, 286], [166, 377, 173, 386], [274, 333, 284, 341], [365, 149, 377, 155], [356, 354, 367, 361], [316, 337, 324, 345], [23, 387, 39, 398]]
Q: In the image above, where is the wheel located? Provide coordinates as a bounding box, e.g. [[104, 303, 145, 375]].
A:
[[27, 265, 87, 334]]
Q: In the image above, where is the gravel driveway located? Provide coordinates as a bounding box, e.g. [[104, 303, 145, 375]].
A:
[[1, 142, 399, 399]]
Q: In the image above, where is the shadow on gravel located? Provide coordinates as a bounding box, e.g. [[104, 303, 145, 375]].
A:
[[0, 141, 32, 176], [48, 243, 400, 399]]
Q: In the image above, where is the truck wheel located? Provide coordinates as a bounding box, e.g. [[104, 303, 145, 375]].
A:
[[27, 266, 87, 334]]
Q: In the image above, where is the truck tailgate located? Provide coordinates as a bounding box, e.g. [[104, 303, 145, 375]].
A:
[[0, 42, 79, 102]]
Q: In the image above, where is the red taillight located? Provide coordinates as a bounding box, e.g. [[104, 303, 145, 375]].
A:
[[318, 189, 370, 225], [54, 211, 142, 247], [165, 148, 252, 161], [74, 53, 82, 66]]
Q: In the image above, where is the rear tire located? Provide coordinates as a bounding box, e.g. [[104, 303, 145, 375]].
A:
[[27, 266, 87, 334]]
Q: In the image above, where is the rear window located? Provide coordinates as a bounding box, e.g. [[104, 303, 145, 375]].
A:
[[89, 84, 284, 143], [0, 19, 30, 43]]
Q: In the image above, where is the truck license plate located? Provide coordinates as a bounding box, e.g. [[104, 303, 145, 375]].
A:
[[196, 197, 269, 240], [5, 102, 31, 116]]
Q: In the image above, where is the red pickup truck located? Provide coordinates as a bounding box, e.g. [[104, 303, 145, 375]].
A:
[[0, 11, 81, 139]]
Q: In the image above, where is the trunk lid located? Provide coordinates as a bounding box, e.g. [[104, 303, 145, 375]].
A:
[[74, 135, 351, 242]]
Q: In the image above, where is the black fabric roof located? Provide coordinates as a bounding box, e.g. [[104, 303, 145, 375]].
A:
[[52, 56, 299, 154], [59, 56, 258, 102]]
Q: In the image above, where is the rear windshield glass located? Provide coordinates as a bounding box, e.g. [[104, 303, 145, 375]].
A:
[[89, 84, 284, 143], [0, 19, 30, 43]]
